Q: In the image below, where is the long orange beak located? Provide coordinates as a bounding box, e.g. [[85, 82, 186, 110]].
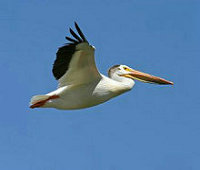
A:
[[123, 69, 173, 85]]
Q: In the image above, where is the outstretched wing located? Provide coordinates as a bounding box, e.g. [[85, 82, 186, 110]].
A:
[[52, 22, 102, 87]]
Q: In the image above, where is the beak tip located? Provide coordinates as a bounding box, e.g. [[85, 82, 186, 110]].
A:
[[158, 80, 174, 85]]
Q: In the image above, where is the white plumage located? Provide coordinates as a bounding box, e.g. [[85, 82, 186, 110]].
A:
[[30, 22, 173, 110]]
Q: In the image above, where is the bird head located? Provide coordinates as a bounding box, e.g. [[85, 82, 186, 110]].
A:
[[108, 65, 173, 85]]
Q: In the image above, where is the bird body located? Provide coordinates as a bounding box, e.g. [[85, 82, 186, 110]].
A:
[[32, 74, 133, 110], [30, 22, 173, 110]]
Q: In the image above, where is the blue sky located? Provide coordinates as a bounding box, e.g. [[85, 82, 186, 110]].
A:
[[0, 0, 200, 169]]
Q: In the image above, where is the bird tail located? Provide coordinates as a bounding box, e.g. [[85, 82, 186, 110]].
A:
[[29, 95, 49, 109]]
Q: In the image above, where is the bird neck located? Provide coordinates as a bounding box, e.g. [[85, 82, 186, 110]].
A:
[[120, 78, 135, 90], [111, 76, 135, 91]]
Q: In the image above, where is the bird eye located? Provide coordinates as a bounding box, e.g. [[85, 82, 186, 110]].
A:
[[123, 67, 128, 70]]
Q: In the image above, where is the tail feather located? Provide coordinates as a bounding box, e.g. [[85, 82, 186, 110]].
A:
[[29, 94, 59, 109], [30, 95, 49, 105]]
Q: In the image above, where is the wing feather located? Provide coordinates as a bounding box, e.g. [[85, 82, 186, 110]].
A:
[[69, 28, 82, 42], [53, 44, 76, 80], [65, 36, 78, 43], [74, 22, 87, 42], [52, 22, 101, 87]]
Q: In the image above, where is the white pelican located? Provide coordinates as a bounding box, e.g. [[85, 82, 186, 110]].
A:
[[30, 22, 173, 110]]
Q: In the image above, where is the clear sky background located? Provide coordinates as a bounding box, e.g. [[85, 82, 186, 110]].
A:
[[0, 0, 200, 169]]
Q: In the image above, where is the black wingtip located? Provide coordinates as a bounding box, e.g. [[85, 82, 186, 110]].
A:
[[69, 27, 82, 42], [74, 21, 79, 29], [65, 22, 88, 44], [74, 22, 88, 42], [74, 22, 79, 30], [65, 36, 78, 43]]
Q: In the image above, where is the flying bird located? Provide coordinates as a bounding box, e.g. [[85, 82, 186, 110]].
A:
[[30, 22, 173, 110]]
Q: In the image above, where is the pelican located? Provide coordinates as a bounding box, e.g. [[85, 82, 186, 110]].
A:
[[30, 22, 173, 110]]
